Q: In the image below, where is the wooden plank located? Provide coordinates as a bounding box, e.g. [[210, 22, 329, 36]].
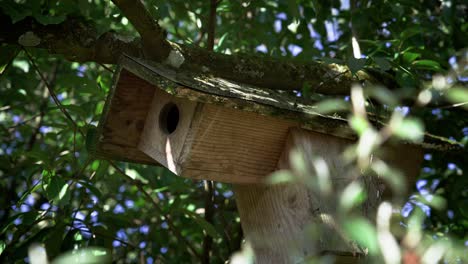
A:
[[234, 128, 372, 263], [180, 103, 297, 183], [94, 68, 158, 164], [233, 128, 424, 263]]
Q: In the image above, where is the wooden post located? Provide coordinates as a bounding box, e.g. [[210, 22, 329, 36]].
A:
[[234, 128, 423, 263]]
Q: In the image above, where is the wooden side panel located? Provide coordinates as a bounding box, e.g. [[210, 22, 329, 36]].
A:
[[180, 104, 298, 183], [96, 69, 158, 164]]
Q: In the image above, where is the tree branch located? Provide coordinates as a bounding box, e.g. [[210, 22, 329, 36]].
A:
[[202, 181, 215, 263], [0, 12, 142, 64], [0, 10, 396, 95], [207, 0, 218, 51], [111, 0, 171, 61]]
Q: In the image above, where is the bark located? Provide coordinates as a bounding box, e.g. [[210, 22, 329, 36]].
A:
[[111, 0, 171, 61], [0, 13, 142, 64], [0, 11, 395, 95]]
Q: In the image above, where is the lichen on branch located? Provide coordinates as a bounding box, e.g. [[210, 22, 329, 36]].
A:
[[0, 7, 394, 95]]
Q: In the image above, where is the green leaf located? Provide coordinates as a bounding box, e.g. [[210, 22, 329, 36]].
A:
[[314, 99, 349, 114], [458, 199, 468, 218], [366, 86, 398, 107], [446, 87, 468, 110], [391, 117, 424, 142], [412, 60, 442, 71], [78, 180, 103, 199], [0, 45, 20, 75], [52, 247, 111, 264], [0, 2, 33, 23], [343, 218, 379, 255], [402, 52, 421, 64], [214, 33, 229, 52], [267, 170, 295, 184], [22, 211, 40, 226], [349, 116, 369, 135], [17, 183, 41, 206], [373, 57, 392, 71], [33, 14, 66, 25], [45, 223, 67, 258], [340, 182, 366, 211], [85, 126, 98, 156], [44, 176, 70, 204], [0, 240, 5, 255], [400, 26, 422, 40], [347, 58, 367, 75], [182, 210, 222, 239], [94, 161, 109, 180], [302, 82, 312, 98]]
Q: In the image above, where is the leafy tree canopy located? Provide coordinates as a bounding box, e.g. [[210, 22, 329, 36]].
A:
[[0, 0, 466, 263]]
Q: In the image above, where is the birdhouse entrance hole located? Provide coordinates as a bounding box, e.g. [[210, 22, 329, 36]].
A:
[[159, 102, 179, 134]]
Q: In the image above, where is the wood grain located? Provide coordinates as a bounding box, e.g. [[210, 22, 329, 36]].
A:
[[234, 128, 373, 263], [180, 104, 297, 183], [234, 128, 424, 263], [95, 68, 158, 164], [138, 88, 198, 173]]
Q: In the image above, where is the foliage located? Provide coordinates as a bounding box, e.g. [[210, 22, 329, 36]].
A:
[[0, 0, 467, 263]]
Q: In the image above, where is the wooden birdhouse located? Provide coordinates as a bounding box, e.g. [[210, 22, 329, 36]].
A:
[[90, 54, 459, 263]]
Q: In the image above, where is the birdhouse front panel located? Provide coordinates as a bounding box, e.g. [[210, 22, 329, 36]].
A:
[[137, 87, 298, 184]]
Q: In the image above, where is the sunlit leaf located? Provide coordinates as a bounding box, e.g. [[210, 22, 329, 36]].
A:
[[402, 52, 421, 64], [340, 181, 366, 212], [0, 241, 5, 255], [267, 170, 295, 184], [412, 60, 442, 71], [343, 218, 379, 255], [445, 87, 468, 110], [349, 116, 370, 136], [391, 117, 424, 142], [365, 85, 398, 106], [44, 177, 70, 204], [314, 99, 349, 114], [52, 247, 111, 264]]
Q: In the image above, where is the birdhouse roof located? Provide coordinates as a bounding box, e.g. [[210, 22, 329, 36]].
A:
[[88, 54, 462, 165]]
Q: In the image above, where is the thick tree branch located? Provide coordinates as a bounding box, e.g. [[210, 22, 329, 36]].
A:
[[0, 11, 396, 95], [111, 0, 171, 61], [0, 12, 142, 64]]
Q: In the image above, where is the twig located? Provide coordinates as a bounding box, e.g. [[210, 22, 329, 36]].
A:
[[71, 222, 138, 249], [25, 63, 58, 151], [6, 113, 41, 130], [202, 181, 215, 263], [109, 161, 203, 261], [98, 63, 115, 74], [23, 49, 85, 137]]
